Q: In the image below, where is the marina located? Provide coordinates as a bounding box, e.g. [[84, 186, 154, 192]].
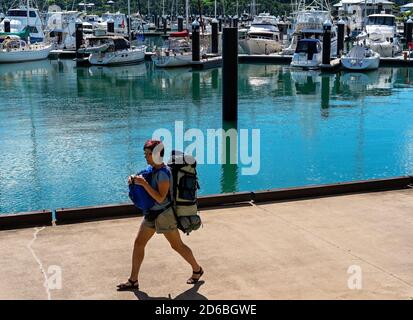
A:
[[1, 59, 413, 215]]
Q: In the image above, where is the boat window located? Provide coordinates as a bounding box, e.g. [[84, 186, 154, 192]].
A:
[[295, 41, 320, 54], [250, 32, 273, 39], [252, 23, 275, 28], [367, 16, 395, 26], [7, 10, 37, 18], [29, 26, 38, 33], [113, 38, 129, 50]]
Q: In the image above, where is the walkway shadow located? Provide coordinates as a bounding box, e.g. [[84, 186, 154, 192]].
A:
[[133, 281, 207, 300]]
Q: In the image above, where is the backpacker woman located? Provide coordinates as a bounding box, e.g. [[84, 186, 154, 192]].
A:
[[117, 139, 203, 291]]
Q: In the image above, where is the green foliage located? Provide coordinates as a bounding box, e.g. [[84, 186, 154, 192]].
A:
[[1, 0, 294, 15], [400, 9, 413, 19]]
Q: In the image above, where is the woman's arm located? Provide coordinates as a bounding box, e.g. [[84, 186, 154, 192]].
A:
[[133, 176, 170, 204]]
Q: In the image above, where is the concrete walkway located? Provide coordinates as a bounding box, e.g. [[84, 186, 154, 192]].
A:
[[1, 189, 413, 300]]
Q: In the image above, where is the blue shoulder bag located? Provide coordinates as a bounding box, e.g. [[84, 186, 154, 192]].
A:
[[128, 166, 156, 210]]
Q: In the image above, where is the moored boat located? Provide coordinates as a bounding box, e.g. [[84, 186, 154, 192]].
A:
[[0, 4, 45, 43], [341, 44, 380, 71], [282, 2, 337, 57], [239, 13, 282, 55], [290, 38, 323, 70], [152, 31, 193, 68], [356, 13, 401, 58], [0, 35, 52, 63], [79, 34, 146, 66]]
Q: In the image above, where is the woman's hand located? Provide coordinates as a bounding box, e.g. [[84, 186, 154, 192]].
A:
[[133, 175, 148, 186]]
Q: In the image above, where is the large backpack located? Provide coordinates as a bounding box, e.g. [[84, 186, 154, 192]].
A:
[[167, 150, 202, 235]]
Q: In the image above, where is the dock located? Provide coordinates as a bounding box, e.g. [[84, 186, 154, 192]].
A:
[[238, 53, 292, 64], [379, 56, 413, 67], [144, 51, 155, 61], [191, 55, 223, 70], [1, 179, 413, 299], [320, 58, 342, 72], [49, 50, 77, 59], [143, 31, 165, 37]]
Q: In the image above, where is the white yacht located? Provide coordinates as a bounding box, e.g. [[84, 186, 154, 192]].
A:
[[81, 14, 100, 35], [356, 13, 401, 58], [82, 22, 95, 35], [83, 14, 100, 27], [152, 31, 193, 67], [0, 35, 52, 62], [291, 38, 323, 69], [131, 13, 148, 32], [97, 12, 128, 36], [45, 10, 80, 50], [79, 34, 146, 66], [239, 13, 282, 55], [283, 6, 337, 58], [0, 4, 45, 43]]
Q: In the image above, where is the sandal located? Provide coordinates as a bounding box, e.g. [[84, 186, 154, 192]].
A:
[[187, 267, 204, 284], [117, 278, 139, 291]]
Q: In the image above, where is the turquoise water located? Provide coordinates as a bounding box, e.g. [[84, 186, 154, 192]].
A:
[[0, 60, 412, 214]]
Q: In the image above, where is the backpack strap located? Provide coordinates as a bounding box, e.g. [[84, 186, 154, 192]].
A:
[[151, 166, 173, 203], [162, 165, 188, 234]]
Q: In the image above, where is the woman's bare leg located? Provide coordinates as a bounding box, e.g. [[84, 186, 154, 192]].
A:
[[128, 223, 156, 282], [163, 229, 202, 278]]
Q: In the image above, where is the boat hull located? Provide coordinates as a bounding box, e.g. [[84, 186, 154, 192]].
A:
[[152, 53, 192, 68], [291, 53, 322, 70], [239, 38, 282, 55], [368, 42, 400, 58], [341, 55, 380, 71], [0, 44, 52, 63], [88, 47, 146, 66]]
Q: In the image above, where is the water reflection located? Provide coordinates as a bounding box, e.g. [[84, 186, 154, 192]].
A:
[[0, 59, 54, 78], [239, 64, 282, 98], [340, 68, 397, 96], [220, 121, 239, 193], [87, 64, 147, 79], [290, 69, 320, 95], [211, 68, 219, 90], [321, 76, 330, 117], [192, 71, 201, 102], [396, 67, 412, 87], [238, 65, 412, 100], [1, 61, 412, 214]]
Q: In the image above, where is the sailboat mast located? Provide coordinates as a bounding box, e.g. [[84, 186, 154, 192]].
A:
[[364, 0, 367, 28], [214, 0, 217, 18], [27, 0, 29, 27], [128, 0, 131, 40], [186, 0, 189, 30]]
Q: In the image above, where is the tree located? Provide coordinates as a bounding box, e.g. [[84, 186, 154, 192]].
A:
[[1, 0, 295, 15]]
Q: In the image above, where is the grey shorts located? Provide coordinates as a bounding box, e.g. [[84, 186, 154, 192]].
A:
[[142, 207, 178, 234]]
